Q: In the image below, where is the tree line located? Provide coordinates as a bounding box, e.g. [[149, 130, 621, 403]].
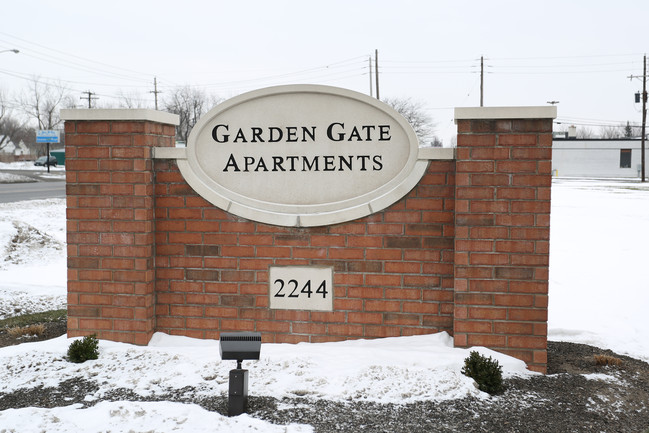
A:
[[0, 77, 446, 158], [566, 122, 641, 139]]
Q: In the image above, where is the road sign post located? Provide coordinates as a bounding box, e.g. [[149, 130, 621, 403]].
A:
[[36, 130, 60, 174]]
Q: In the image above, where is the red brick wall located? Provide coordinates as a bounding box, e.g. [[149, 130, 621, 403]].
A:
[[153, 159, 456, 343], [65, 118, 176, 345], [454, 119, 552, 373], [64, 110, 552, 373]]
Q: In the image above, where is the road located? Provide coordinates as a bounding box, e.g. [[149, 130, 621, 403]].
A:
[[0, 180, 66, 203]]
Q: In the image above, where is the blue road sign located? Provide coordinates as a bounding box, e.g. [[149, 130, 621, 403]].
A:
[[36, 130, 60, 143]]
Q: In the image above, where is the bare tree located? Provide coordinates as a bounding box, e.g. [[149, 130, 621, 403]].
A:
[[0, 89, 7, 121], [0, 90, 27, 153], [382, 96, 438, 146], [17, 77, 75, 130], [116, 89, 149, 109], [576, 127, 595, 139], [164, 86, 221, 143], [0, 116, 28, 151], [599, 125, 624, 139], [0, 90, 11, 151], [1, 89, 37, 159]]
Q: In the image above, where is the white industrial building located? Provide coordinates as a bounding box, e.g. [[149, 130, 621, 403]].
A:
[[552, 137, 644, 178]]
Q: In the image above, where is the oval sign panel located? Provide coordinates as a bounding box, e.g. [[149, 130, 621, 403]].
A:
[[181, 84, 426, 227]]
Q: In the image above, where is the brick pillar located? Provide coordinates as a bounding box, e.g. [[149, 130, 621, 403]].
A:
[[453, 107, 555, 373], [62, 109, 178, 345]]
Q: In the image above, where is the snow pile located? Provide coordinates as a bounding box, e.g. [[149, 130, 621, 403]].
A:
[[0, 401, 312, 433], [0, 199, 67, 319], [0, 161, 66, 182], [0, 172, 35, 183], [0, 161, 65, 172], [0, 332, 529, 403], [0, 332, 528, 432]]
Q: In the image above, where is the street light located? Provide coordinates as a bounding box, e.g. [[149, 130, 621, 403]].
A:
[[0, 49, 19, 54]]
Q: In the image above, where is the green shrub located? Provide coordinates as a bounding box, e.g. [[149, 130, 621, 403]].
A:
[[461, 351, 504, 395], [67, 334, 99, 363]]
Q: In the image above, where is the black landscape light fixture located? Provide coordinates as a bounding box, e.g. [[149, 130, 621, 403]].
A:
[[219, 332, 262, 416]]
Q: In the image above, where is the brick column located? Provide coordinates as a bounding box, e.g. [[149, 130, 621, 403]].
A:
[[62, 109, 178, 345], [453, 107, 555, 373]]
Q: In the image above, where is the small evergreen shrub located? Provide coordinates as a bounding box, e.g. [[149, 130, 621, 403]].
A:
[[461, 351, 504, 395], [67, 334, 99, 363]]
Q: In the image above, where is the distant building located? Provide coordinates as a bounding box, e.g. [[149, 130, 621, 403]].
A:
[[552, 138, 644, 178], [0, 138, 32, 158]]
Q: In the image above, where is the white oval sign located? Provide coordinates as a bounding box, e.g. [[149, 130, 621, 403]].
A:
[[181, 85, 426, 227]]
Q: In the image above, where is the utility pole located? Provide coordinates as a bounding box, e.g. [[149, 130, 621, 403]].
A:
[[375, 49, 380, 100], [480, 56, 484, 107], [368, 56, 373, 98], [80, 91, 98, 108], [629, 55, 647, 182], [150, 76, 162, 110], [643, 55, 647, 182]]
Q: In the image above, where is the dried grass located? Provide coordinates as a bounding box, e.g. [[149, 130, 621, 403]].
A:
[[7, 324, 46, 338], [594, 354, 623, 367]]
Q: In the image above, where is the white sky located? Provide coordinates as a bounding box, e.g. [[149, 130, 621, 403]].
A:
[[1, 0, 648, 144]]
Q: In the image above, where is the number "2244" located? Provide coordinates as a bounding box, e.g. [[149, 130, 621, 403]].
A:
[[273, 279, 329, 299]]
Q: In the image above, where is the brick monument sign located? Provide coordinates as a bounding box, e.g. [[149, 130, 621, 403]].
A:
[[62, 85, 555, 373]]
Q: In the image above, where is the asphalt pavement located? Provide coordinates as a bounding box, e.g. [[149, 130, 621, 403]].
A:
[[0, 170, 66, 203]]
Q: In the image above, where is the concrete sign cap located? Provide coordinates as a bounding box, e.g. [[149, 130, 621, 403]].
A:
[[182, 84, 425, 227]]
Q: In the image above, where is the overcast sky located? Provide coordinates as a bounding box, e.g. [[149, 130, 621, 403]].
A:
[[1, 0, 648, 145]]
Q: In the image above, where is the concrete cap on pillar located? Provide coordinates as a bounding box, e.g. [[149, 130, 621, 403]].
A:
[[454, 106, 557, 123]]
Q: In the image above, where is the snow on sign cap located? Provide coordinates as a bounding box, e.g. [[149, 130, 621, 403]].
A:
[[180, 84, 425, 227]]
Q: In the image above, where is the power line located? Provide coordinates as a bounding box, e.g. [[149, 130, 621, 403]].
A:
[[0, 31, 157, 81], [186, 58, 367, 89], [368, 56, 373, 98], [555, 118, 642, 127], [3, 45, 649, 130], [554, 121, 639, 128], [2, 35, 645, 93]]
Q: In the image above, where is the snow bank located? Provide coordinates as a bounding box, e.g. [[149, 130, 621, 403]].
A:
[[0, 332, 531, 404], [0, 199, 67, 319], [0, 401, 312, 433]]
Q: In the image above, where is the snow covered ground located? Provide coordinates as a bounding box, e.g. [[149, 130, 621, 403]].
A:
[[548, 178, 649, 361], [0, 174, 648, 431], [0, 161, 66, 183], [0, 161, 66, 172], [0, 199, 67, 319]]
